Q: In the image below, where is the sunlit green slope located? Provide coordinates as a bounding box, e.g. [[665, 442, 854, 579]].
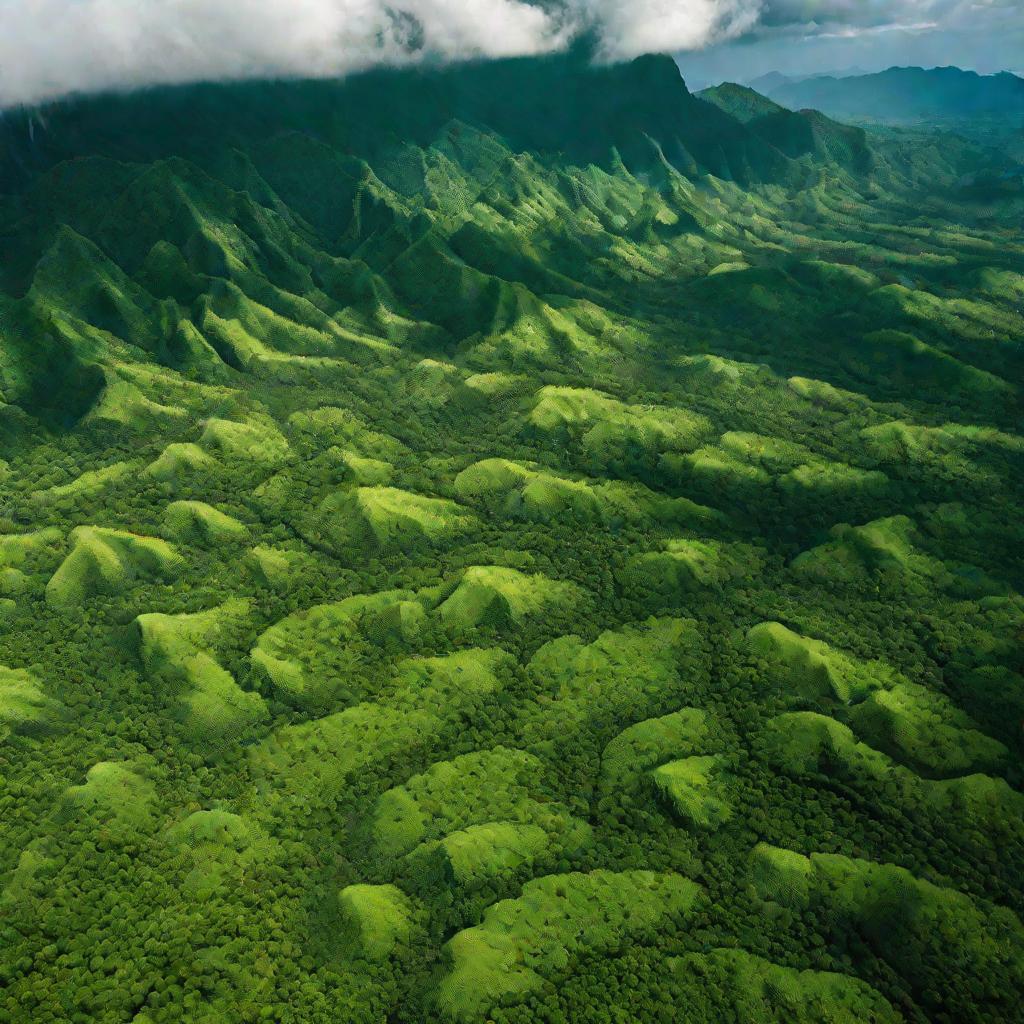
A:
[[0, 52, 1022, 1024]]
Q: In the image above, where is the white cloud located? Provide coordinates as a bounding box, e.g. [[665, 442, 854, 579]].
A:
[[0, 0, 766, 108], [578, 0, 764, 58]]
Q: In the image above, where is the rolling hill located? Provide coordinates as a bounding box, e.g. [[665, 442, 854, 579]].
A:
[[0, 49, 1022, 1024]]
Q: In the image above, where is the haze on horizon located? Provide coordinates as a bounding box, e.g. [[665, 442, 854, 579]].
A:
[[676, 0, 1024, 90], [0, 0, 1021, 110]]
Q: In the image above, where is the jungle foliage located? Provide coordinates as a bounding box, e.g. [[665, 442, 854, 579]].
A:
[[0, 51, 1022, 1024]]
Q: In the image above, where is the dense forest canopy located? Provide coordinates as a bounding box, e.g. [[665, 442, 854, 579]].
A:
[[0, 50, 1022, 1024]]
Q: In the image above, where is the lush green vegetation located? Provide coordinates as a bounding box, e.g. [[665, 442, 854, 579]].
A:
[[753, 66, 1024, 164], [0, 48, 1022, 1024]]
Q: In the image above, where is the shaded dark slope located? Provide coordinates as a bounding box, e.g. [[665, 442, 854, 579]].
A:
[[700, 83, 873, 172], [0, 52, 1017, 434], [0, 52, 801, 195]]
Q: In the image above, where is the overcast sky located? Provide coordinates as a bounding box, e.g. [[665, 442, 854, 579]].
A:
[[0, 1, 1020, 109], [676, 1, 1024, 88]]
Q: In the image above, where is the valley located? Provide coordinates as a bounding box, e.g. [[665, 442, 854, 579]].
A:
[[0, 50, 1022, 1024]]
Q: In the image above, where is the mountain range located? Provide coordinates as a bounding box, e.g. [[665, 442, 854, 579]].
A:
[[746, 68, 869, 94], [0, 50, 1022, 1024], [760, 65, 1024, 124], [0, 51, 868, 197]]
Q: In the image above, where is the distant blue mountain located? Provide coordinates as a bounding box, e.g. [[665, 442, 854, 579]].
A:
[[760, 66, 1024, 123]]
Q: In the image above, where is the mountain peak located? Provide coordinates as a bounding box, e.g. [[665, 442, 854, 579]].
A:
[[0, 51, 801, 193]]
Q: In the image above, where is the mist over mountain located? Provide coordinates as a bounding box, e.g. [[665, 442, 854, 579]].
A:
[[762, 65, 1024, 124], [0, 50, 887, 201], [746, 68, 868, 94], [0, 0, 764, 109], [0, 53, 783, 193]]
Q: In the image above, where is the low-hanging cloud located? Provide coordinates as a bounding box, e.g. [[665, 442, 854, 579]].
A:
[[0, 0, 767, 109]]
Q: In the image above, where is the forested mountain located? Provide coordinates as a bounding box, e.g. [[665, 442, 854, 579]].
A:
[[764, 65, 1024, 123], [0, 49, 1023, 1024], [0, 51, 796, 192], [747, 69, 868, 94]]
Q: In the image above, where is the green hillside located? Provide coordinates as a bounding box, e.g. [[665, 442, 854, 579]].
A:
[[698, 83, 873, 170], [0, 50, 1022, 1024]]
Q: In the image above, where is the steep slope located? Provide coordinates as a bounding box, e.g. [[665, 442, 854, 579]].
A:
[[0, 49, 1022, 1024], [699, 83, 873, 170], [0, 52, 798, 194]]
